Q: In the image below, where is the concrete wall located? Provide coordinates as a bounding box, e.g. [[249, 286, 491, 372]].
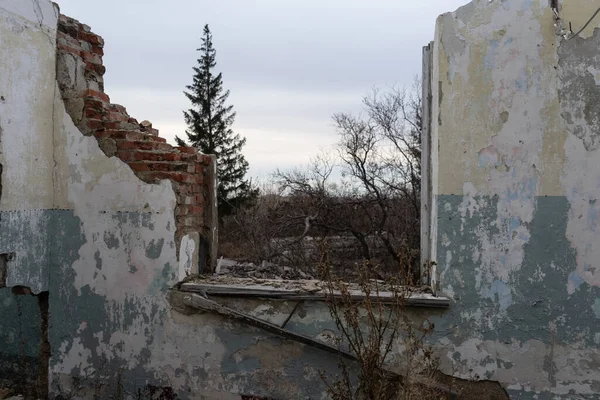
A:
[[0, 2, 58, 395], [428, 0, 600, 398], [0, 2, 373, 399], [6, 0, 599, 398], [55, 13, 218, 275], [0, 1, 226, 397]]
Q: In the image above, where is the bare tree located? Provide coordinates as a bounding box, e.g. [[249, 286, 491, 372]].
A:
[[272, 82, 423, 280]]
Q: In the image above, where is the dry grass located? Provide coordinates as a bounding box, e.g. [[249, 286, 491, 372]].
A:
[[317, 248, 445, 400]]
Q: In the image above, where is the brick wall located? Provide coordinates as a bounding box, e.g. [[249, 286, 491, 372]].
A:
[[56, 14, 217, 272]]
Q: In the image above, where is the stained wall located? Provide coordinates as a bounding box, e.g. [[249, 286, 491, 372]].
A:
[[428, 1, 600, 398], [0, 2, 360, 399], [7, 0, 596, 398]]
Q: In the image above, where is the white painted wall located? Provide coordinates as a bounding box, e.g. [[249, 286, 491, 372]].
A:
[[0, 0, 58, 211]]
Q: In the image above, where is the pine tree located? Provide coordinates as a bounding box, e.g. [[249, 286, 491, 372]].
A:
[[176, 24, 257, 217]]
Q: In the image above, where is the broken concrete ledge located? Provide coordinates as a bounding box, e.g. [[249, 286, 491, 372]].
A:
[[167, 289, 458, 399], [178, 279, 451, 308]]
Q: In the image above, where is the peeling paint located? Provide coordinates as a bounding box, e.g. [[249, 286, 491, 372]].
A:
[[3, 0, 599, 399], [429, 0, 600, 397], [558, 28, 600, 151]]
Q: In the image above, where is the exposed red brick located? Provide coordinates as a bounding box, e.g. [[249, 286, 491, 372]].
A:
[[86, 119, 104, 130], [185, 196, 197, 205], [170, 163, 192, 172], [87, 33, 104, 46], [57, 13, 217, 269], [108, 104, 127, 114], [99, 130, 144, 141], [84, 108, 104, 120], [116, 140, 172, 152], [57, 42, 81, 56], [146, 162, 173, 172], [91, 45, 104, 56], [80, 50, 102, 65], [103, 121, 128, 130], [176, 206, 189, 216], [176, 146, 197, 154], [82, 60, 95, 71], [117, 150, 132, 161], [84, 89, 110, 103], [183, 216, 202, 227], [106, 111, 129, 123], [84, 98, 105, 111], [57, 34, 81, 49], [189, 205, 203, 214], [138, 171, 191, 183], [128, 162, 150, 172], [78, 31, 94, 44], [130, 151, 165, 162], [179, 153, 196, 162], [57, 22, 78, 38], [143, 162, 192, 173], [159, 152, 181, 161]]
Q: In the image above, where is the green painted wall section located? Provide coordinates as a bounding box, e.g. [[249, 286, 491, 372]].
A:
[[436, 195, 600, 345], [0, 289, 42, 393], [436, 195, 600, 398], [0, 210, 177, 397], [0, 210, 52, 291]]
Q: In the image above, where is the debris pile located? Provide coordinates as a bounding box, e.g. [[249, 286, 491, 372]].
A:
[[215, 258, 315, 280]]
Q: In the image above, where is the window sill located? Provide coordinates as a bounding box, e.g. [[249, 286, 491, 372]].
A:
[[179, 277, 450, 309]]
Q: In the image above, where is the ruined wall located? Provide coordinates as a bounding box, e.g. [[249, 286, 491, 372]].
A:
[[0, 2, 378, 399], [0, 1, 58, 395], [0, 1, 222, 397], [55, 14, 217, 273], [6, 0, 583, 398], [428, 0, 600, 398]]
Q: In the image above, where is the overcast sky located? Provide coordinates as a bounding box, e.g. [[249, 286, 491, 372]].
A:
[[55, 0, 467, 179]]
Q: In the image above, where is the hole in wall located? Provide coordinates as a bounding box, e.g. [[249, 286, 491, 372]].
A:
[[0, 253, 14, 288], [37, 291, 50, 398], [1, 286, 48, 398], [11, 285, 33, 296]]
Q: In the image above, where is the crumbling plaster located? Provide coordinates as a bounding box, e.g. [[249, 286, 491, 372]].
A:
[[4, 0, 600, 398], [0, 0, 57, 212], [0, 1, 387, 399], [430, 0, 600, 398]]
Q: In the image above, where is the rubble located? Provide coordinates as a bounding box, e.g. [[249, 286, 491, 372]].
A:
[[215, 257, 315, 280]]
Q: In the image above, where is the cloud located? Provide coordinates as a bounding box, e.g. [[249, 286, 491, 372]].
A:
[[56, 0, 468, 176]]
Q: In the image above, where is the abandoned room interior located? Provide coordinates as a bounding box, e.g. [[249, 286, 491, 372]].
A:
[[1, 0, 600, 398]]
